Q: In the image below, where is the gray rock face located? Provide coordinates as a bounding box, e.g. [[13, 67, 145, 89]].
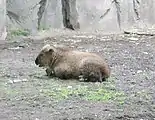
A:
[[61, 0, 80, 30], [2, 0, 155, 33], [0, 0, 7, 40]]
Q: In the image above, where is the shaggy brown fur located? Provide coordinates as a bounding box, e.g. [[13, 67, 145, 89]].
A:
[[35, 44, 110, 82]]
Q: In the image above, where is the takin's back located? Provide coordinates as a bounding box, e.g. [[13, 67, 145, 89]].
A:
[[58, 50, 110, 80]]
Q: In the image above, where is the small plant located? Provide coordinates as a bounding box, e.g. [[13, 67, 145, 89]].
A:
[[41, 85, 126, 104], [10, 29, 30, 36], [38, 25, 50, 31]]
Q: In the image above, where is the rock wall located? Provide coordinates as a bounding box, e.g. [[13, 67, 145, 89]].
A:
[[77, 0, 155, 32], [61, 0, 80, 30], [6, 0, 155, 33], [0, 0, 7, 40]]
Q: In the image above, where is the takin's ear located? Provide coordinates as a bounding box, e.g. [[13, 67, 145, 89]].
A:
[[48, 45, 56, 53], [42, 44, 56, 53], [48, 48, 54, 53]]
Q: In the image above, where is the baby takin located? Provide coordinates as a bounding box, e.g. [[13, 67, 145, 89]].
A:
[[35, 44, 110, 82]]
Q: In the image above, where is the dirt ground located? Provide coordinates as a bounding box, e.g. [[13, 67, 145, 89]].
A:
[[0, 30, 155, 120]]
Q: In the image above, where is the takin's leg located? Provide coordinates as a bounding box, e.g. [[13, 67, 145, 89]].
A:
[[45, 68, 55, 77], [79, 63, 106, 82], [53, 63, 75, 79], [81, 70, 103, 82]]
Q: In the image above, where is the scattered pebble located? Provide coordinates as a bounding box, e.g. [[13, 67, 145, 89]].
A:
[[73, 40, 82, 43], [146, 44, 151, 47], [137, 70, 143, 74], [8, 78, 28, 84], [67, 86, 72, 89], [9, 47, 21, 50], [128, 37, 138, 41], [72, 35, 95, 39], [143, 52, 148, 54]]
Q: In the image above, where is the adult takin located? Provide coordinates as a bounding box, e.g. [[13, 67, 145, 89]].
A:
[[35, 44, 110, 82]]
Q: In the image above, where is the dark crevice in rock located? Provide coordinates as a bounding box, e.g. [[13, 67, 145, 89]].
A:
[[61, 0, 80, 30]]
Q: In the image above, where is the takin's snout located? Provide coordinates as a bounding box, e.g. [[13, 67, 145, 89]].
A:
[[35, 57, 39, 65]]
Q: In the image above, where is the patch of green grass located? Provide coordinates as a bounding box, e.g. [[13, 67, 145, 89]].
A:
[[0, 83, 20, 100], [41, 83, 126, 104], [85, 89, 125, 103], [0, 76, 126, 105], [41, 86, 87, 100], [136, 90, 152, 100], [10, 29, 30, 36], [37, 76, 126, 104]]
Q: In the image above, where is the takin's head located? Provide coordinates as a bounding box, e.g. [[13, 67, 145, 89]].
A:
[[35, 44, 56, 67]]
